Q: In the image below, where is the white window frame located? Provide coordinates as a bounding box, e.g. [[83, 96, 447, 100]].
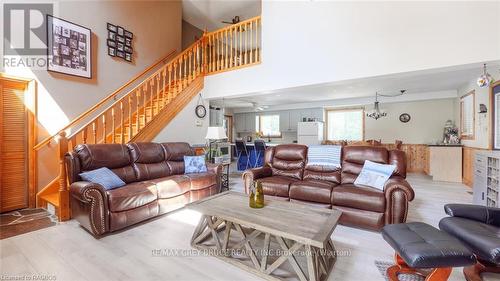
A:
[[325, 108, 365, 141], [256, 114, 281, 138], [460, 91, 475, 140]]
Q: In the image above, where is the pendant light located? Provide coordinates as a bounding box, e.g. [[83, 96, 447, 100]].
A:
[[477, 63, 494, 88], [366, 92, 387, 120]]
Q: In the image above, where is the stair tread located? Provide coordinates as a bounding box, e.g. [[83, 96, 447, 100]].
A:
[[40, 193, 60, 207]]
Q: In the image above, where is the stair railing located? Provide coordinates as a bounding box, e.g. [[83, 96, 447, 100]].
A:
[[34, 15, 261, 220], [205, 16, 261, 75]]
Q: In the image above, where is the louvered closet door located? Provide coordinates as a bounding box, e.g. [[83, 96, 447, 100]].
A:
[[0, 81, 28, 212]]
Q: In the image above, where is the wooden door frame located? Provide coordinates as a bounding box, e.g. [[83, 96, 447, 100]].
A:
[[224, 114, 233, 142], [0, 73, 37, 209], [489, 80, 500, 150]]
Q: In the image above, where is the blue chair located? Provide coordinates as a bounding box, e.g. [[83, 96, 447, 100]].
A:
[[253, 139, 266, 167], [235, 140, 251, 171]]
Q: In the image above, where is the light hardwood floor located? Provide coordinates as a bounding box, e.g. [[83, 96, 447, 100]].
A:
[[1, 173, 499, 281]]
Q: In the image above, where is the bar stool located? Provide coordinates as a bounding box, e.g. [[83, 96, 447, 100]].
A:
[[235, 140, 250, 171], [253, 139, 266, 168]]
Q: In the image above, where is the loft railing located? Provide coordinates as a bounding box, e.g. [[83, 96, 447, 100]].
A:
[[205, 16, 261, 75], [34, 15, 261, 220]]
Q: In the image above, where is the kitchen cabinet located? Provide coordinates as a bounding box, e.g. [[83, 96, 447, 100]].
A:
[[245, 112, 256, 133], [235, 113, 256, 133]]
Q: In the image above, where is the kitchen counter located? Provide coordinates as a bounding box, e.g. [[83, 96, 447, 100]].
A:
[[428, 145, 462, 182], [230, 142, 281, 147], [427, 144, 463, 147]]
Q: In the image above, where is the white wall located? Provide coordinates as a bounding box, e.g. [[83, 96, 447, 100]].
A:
[[204, 1, 500, 99], [364, 99, 456, 144], [153, 94, 209, 145], [455, 73, 500, 149]]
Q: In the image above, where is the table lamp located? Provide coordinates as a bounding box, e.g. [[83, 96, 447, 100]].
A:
[[205, 127, 228, 162]]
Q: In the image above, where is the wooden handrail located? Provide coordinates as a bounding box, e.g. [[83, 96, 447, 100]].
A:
[[205, 16, 261, 35], [33, 49, 176, 150]]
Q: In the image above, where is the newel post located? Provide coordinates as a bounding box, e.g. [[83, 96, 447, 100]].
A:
[[58, 131, 70, 221]]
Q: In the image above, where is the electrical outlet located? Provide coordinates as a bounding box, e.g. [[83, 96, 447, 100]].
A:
[[195, 120, 202, 127]]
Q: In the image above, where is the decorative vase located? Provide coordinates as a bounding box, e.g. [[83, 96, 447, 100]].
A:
[[249, 181, 264, 208]]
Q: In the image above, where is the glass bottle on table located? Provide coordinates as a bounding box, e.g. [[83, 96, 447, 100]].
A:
[[249, 181, 264, 208]]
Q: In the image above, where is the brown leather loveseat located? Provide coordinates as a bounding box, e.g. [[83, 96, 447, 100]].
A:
[[66, 142, 221, 236], [243, 144, 414, 231]]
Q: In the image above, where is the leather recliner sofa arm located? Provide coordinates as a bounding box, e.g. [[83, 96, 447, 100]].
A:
[[70, 181, 109, 236], [384, 177, 415, 225], [444, 204, 500, 227], [242, 166, 273, 194], [206, 163, 223, 192]]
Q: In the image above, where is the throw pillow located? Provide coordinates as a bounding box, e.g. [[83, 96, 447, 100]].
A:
[[79, 167, 126, 190], [184, 155, 208, 174], [354, 160, 396, 191]]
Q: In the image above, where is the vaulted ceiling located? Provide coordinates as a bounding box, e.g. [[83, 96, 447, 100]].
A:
[[182, 0, 261, 31]]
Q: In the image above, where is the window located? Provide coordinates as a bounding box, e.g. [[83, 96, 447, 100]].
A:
[[460, 91, 475, 139], [256, 115, 281, 137], [326, 108, 364, 141]]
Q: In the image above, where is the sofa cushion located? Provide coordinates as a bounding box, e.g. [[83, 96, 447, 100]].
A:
[[290, 180, 336, 204], [127, 142, 170, 181], [79, 167, 126, 190], [271, 144, 307, 180], [341, 146, 389, 184], [331, 184, 385, 212], [76, 143, 131, 170], [162, 142, 195, 161], [439, 217, 500, 264], [258, 176, 298, 197], [184, 155, 208, 174], [148, 175, 191, 199], [106, 181, 158, 212], [303, 165, 341, 184], [184, 173, 217, 190]]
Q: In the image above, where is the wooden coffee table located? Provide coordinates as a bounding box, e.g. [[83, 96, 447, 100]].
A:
[[187, 191, 341, 281]]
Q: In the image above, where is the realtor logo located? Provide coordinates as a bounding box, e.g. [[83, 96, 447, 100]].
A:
[[3, 3, 53, 56]]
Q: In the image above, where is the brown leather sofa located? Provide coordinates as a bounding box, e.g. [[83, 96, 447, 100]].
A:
[[66, 142, 221, 236], [243, 144, 414, 231]]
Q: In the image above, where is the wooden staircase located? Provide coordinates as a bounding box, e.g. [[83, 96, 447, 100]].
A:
[[33, 16, 262, 221]]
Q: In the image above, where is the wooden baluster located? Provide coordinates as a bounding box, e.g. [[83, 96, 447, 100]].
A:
[[58, 131, 70, 221], [173, 62, 178, 98], [188, 50, 192, 83], [256, 18, 260, 63], [216, 33, 220, 71], [250, 20, 253, 64], [177, 58, 182, 93], [156, 74, 161, 113], [239, 25, 243, 66], [245, 23, 248, 65], [136, 89, 140, 136], [224, 29, 228, 69], [120, 101, 125, 144], [102, 114, 107, 144], [143, 83, 148, 125], [168, 65, 173, 102], [92, 121, 97, 144], [82, 128, 87, 144], [111, 108, 116, 143], [211, 35, 215, 72], [184, 54, 188, 88], [230, 27, 233, 67], [162, 69, 166, 108], [128, 95, 133, 142]]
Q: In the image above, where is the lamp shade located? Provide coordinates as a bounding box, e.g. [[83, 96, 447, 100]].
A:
[[205, 126, 228, 140]]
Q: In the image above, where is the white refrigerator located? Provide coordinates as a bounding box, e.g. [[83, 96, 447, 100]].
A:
[[297, 122, 324, 145]]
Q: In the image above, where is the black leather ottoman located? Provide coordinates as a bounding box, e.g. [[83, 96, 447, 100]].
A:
[[381, 222, 476, 281]]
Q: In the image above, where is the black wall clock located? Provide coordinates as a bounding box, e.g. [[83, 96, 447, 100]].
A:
[[195, 104, 206, 118], [399, 113, 411, 123]]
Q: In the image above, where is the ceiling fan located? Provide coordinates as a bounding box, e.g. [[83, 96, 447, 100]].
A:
[[221, 16, 246, 32], [251, 102, 268, 111], [221, 16, 241, 25]]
